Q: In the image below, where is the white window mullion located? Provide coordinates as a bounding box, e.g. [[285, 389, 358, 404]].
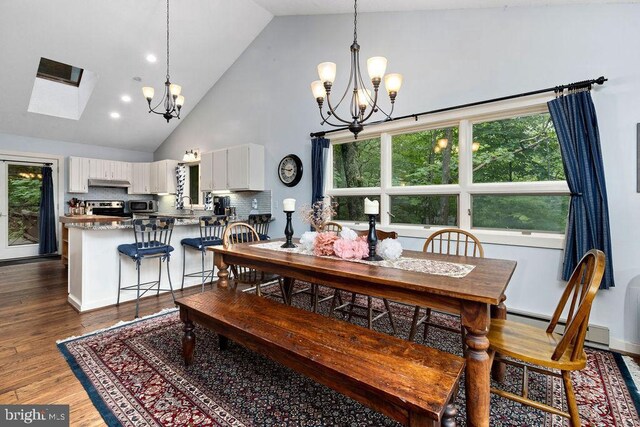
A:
[[458, 119, 472, 230], [380, 133, 392, 226], [325, 144, 334, 193]]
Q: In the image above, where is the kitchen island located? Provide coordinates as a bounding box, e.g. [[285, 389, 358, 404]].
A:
[[66, 218, 218, 312]]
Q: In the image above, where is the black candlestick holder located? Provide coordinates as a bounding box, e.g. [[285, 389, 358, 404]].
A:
[[364, 214, 383, 261], [281, 210, 296, 248]]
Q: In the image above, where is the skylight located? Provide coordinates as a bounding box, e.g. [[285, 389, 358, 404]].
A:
[[36, 58, 84, 87], [28, 57, 97, 120]]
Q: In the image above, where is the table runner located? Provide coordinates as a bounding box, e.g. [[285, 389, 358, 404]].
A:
[[252, 241, 475, 278]]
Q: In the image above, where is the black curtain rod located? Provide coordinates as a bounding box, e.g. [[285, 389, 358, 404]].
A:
[[0, 159, 53, 166], [309, 76, 608, 138]]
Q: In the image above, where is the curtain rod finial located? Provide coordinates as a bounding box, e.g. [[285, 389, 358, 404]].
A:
[[595, 76, 607, 85]]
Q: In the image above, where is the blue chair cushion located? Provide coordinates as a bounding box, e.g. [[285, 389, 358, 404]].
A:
[[181, 237, 223, 250], [118, 242, 174, 259]]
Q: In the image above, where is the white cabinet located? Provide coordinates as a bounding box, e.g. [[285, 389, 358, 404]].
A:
[[227, 144, 264, 191], [88, 159, 131, 181], [68, 157, 89, 193], [212, 149, 228, 191], [201, 149, 228, 192], [129, 163, 151, 194], [149, 160, 179, 194], [88, 158, 107, 179], [200, 152, 214, 192]]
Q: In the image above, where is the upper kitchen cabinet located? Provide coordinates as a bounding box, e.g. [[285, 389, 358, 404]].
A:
[[149, 159, 179, 194], [88, 159, 130, 181], [129, 162, 151, 194], [227, 144, 264, 191], [201, 149, 228, 192], [68, 157, 89, 193]]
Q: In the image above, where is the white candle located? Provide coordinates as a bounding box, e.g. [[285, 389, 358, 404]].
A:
[[283, 198, 296, 212], [364, 198, 379, 215]]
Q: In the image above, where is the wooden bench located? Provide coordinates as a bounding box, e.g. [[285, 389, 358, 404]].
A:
[[177, 288, 465, 427]]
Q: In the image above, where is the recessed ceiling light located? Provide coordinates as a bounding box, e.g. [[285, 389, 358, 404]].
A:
[[121, 95, 131, 103], [110, 112, 121, 119], [146, 54, 157, 63]]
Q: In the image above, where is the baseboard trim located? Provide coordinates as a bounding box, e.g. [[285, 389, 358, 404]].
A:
[[610, 338, 640, 356]]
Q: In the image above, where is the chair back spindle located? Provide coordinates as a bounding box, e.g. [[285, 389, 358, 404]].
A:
[[547, 249, 605, 361], [423, 228, 484, 258], [319, 221, 342, 233]]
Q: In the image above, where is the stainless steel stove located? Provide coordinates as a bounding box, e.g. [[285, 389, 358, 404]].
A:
[[85, 200, 131, 217]]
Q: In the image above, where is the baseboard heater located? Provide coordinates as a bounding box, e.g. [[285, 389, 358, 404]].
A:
[[507, 309, 610, 348]]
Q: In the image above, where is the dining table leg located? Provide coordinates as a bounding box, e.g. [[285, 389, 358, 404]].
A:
[[461, 301, 491, 427], [490, 296, 507, 382], [214, 253, 229, 289]]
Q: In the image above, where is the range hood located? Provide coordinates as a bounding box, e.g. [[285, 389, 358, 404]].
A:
[[88, 179, 131, 188]]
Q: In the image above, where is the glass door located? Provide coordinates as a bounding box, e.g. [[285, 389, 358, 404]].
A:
[[0, 161, 44, 259]]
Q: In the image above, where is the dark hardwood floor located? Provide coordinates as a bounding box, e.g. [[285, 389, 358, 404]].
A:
[[0, 259, 201, 426]]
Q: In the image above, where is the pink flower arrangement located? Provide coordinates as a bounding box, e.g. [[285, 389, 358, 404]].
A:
[[314, 232, 339, 256], [333, 236, 369, 260]]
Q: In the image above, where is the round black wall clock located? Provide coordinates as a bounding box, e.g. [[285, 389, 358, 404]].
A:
[[278, 154, 303, 187]]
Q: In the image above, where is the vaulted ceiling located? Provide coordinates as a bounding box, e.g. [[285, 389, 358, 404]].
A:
[[0, 0, 634, 153]]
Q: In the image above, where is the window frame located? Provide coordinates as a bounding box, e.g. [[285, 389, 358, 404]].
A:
[[183, 162, 205, 208], [324, 94, 569, 249]]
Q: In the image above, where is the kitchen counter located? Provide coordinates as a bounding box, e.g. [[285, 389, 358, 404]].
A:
[[59, 215, 131, 266], [66, 218, 215, 312], [59, 215, 129, 223], [65, 218, 200, 230]]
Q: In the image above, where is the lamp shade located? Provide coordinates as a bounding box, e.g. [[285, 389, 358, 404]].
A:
[[176, 95, 185, 107], [366, 56, 387, 80], [311, 80, 325, 99], [437, 138, 448, 149], [317, 62, 337, 84], [169, 84, 182, 96], [142, 86, 155, 100], [384, 73, 403, 94]]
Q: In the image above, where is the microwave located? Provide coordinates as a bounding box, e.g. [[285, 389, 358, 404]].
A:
[[127, 200, 158, 213]]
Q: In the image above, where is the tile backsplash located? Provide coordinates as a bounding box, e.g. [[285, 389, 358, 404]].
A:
[[157, 190, 272, 219]]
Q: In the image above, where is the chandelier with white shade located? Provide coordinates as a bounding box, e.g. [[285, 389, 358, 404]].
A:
[[142, 0, 184, 122], [310, 0, 403, 138]]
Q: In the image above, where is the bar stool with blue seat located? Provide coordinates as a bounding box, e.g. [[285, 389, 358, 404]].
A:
[[248, 213, 271, 240], [117, 217, 176, 318], [181, 215, 228, 292]]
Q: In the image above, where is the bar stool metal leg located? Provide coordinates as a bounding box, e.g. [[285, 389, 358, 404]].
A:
[[166, 254, 175, 303], [135, 260, 141, 318], [181, 246, 186, 290], [201, 249, 205, 293], [117, 255, 122, 306], [157, 256, 162, 296]]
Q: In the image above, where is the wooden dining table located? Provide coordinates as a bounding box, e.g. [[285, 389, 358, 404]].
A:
[[209, 239, 517, 427]]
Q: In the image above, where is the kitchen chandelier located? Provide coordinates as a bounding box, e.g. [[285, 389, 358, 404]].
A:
[[142, 0, 184, 122], [310, 0, 403, 138]]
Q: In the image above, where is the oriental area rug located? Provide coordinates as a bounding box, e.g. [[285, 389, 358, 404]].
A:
[[58, 285, 640, 426]]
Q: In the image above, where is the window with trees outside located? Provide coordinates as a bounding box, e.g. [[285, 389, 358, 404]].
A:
[[325, 98, 570, 248]]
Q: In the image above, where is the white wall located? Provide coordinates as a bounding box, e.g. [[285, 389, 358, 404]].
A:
[[0, 132, 153, 202], [155, 4, 640, 352]]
